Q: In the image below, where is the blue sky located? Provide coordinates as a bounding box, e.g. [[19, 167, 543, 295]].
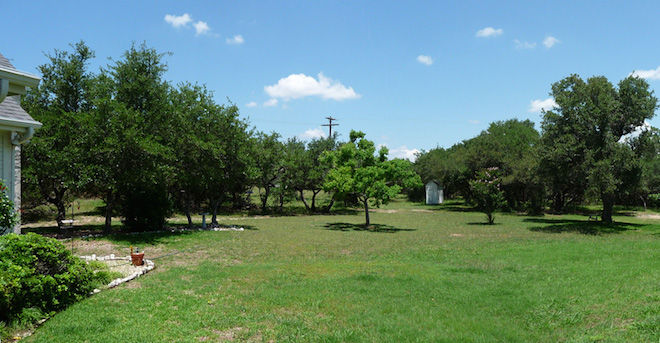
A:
[[4, 1, 660, 160]]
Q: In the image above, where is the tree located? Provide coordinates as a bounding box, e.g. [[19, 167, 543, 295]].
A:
[[88, 43, 174, 231], [322, 130, 422, 227], [625, 127, 660, 209], [253, 132, 284, 211], [540, 74, 658, 222], [22, 41, 96, 229], [278, 135, 338, 212], [469, 168, 507, 224], [169, 83, 220, 227], [414, 119, 541, 211], [276, 138, 306, 211], [304, 136, 339, 211], [465, 119, 540, 210]]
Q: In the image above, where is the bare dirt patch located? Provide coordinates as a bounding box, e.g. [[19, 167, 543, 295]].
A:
[[73, 239, 124, 256], [411, 209, 433, 213], [635, 212, 660, 220], [370, 209, 399, 213]]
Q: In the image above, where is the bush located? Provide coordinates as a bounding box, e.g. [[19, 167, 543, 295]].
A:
[[0, 180, 19, 235], [120, 181, 172, 231], [469, 168, 507, 224], [0, 233, 103, 324], [406, 186, 425, 203]]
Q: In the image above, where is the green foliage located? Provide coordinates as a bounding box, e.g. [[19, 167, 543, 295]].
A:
[[322, 130, 422, 226], [540, 74, 658, 221], [0, 233, 102, 325], [253, 132, 285, 211], [21, 41, 96, 228], [120, 180, 172, 231], [469, 167, 507, 224], [23, 41, 258, 231], [0, 180, 18, 234], [415, 119, 540, 211]]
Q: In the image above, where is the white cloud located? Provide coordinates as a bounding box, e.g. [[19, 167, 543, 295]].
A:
[[620, 120, 652, 143], [387, 145, 421, 162], [514, 39, 536, 49], [543, 35, 560, 48], [264, 73, 361, 101], [226, 35, 245, 45], [476, 27, 503, 38], [468, 119, 480, 124], [528, 98, 557, 113], [246, 101, 258, 107], [263, 98, 279, 107], [193, 21, 211, 35], [164, 13, 193, 28], [631, 67, 660, 80], [298, 128, 327, 140], [417, 55, 433, 66]]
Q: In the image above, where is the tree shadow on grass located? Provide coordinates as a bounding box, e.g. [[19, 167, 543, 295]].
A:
[[25, 222, 257, 245], [105, 230, 195, 246], [323, 222, 416, 233], [524, 218, 641, 235], [467, 222, 501, 226]]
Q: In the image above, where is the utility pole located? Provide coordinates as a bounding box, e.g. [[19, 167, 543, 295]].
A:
[[322, 116, 338, 138]]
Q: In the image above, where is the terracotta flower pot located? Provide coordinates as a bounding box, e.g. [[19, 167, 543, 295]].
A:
[[131, 252, 145, 266]]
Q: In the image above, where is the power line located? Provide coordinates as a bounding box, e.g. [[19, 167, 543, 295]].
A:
[[322, 116, 338, 137]]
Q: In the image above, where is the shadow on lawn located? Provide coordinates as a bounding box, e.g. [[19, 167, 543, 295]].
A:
[[323, 222, 416, 233], [524, 218, 641, 235], [467, 222, 501, 226], [25, 222, 257, 245]]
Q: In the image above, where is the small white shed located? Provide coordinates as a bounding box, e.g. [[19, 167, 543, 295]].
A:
[[0, 52, 41, 234], [425, 181, 444, 205]]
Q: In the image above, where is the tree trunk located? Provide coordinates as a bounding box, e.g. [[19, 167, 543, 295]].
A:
[[210, 195, 224, 225], [323, 198, 334, 213], [311, 190, 321, 212], [184, 197, 193, 229], [260, 187, 270, 212], [363, 197, 370, 227], [299, 190, 310, 211], [104, 190, 113, 234], [601, 193, 614, 223], [553, 191, 565, 213], [55, 201, 66, 230], [640, 195, 647, 211]]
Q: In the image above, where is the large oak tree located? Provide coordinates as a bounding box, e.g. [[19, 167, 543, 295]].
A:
[[540, 74, 658, 222]]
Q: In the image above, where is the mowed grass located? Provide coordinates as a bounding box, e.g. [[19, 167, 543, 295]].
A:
[[24, 202, 660, 342]]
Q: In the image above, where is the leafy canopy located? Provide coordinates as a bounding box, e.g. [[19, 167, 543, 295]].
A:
[[322, 130, 421, 226]]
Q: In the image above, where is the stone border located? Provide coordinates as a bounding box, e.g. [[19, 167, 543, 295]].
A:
[[79, 254, 155, 293]]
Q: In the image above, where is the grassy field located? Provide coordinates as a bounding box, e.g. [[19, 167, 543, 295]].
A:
[[21, 199, 660, 342]]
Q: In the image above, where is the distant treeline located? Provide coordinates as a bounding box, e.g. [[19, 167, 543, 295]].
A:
[[20, 41, 351, 231], [414, 74, 659, 222]]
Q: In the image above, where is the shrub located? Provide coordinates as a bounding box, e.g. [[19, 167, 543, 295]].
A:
[[120, 181, 172, 231], [469, 168, 507, 224], [0, 180, 19, 235], [0, 233, 104, 324]]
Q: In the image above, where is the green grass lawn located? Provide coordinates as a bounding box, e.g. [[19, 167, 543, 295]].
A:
[[22, 201, 660, 342]]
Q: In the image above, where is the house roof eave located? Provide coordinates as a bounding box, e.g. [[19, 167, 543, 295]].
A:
[[0, 117, 42, 131], [0, 67, 41, 94]]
